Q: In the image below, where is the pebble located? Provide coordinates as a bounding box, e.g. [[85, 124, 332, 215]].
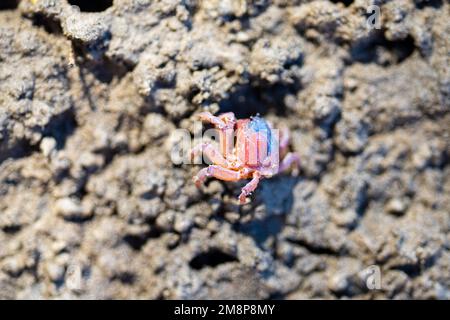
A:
[[40, 137, 57, 157]]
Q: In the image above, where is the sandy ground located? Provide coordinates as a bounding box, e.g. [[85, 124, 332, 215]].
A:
[[0, 0, 449, 299]]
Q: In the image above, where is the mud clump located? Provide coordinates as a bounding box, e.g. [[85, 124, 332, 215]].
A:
[[0, 0, 449, 299]]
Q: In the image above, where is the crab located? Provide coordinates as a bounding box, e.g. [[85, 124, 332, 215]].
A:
[[191, 111, 300, 204]]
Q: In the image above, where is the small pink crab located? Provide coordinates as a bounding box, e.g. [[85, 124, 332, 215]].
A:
[[192, 112, 300, 204]]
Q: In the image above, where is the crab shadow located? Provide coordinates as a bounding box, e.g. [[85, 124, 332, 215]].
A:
[[236, 175, 299, 246]]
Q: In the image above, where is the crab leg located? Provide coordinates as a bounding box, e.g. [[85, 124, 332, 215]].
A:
[[279, 152, 300, 173], [191, 142, 227, 167], [279, 126, 290, 159], [198, 112, 227, 129], [193, 165, 242, 188], [198, 112, 236, 157], [219, 112, 236, 124], [219, 112, 236, 157], [238, 171, 261, 204]]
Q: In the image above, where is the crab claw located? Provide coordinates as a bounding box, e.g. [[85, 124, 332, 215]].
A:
[[197, 112, 227, 129]]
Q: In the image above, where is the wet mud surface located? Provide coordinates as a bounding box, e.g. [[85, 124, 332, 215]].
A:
[[0, 0, 449, 299]]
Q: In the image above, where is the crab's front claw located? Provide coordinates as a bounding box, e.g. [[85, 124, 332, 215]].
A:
[[197, 112, 227, 129], [196, 111, 212, 120]]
